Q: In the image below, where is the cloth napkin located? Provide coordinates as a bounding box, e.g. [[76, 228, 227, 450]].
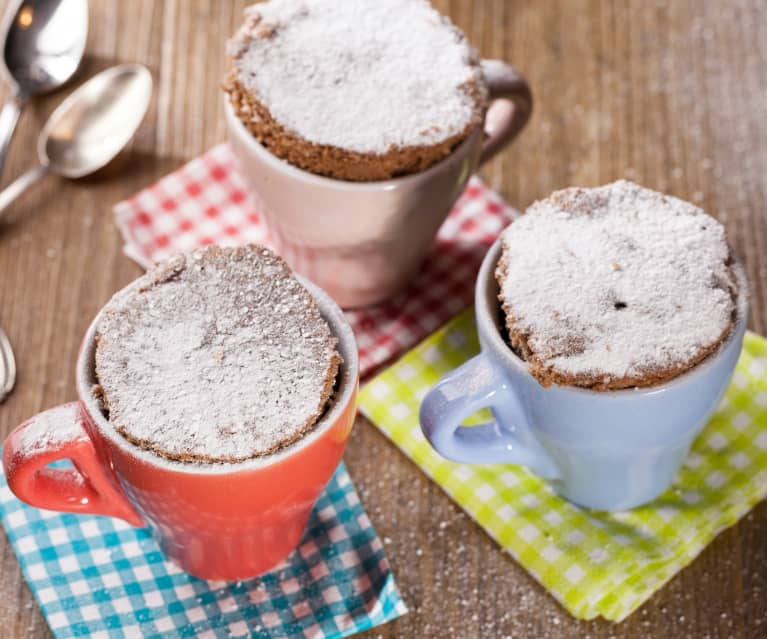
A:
[[359, 308, 767, 622], [113, 143, 516, 376], [0, 462, 406, 639]]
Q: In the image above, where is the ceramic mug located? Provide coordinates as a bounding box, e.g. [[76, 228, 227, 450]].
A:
[[226, 60, 532, 308], [2, 278, 358, 580], [420, 238, 748, 511]]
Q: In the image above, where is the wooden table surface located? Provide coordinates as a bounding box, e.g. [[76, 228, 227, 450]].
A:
[[1, 1, 766, 637]]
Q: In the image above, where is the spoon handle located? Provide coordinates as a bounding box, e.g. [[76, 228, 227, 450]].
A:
[[0, 95, 25, 180], [0, 326, 16, 403], [0, 164, 49, 219]]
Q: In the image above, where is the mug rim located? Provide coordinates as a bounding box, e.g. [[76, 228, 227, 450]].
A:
[[224, 98, 482, 191], [75, 274, 359, 475], [476, 237, 749, 397]]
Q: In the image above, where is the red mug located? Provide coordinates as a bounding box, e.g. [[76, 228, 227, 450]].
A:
[[2, 278, 359, 580]]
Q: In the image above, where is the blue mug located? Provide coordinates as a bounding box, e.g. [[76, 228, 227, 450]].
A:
[[420, 238, 748, 510]]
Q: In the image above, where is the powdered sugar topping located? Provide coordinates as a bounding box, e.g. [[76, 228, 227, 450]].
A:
[[18, 404, 87, 455], [228, 0, 485, 153], [498, 180, 738, 386], [94, 246, 339, 463]]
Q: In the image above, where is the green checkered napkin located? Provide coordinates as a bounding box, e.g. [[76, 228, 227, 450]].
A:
[[359, 308, 767, 622]]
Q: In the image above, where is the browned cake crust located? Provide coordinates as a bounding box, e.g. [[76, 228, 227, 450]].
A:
[[94, 245, 342, 464], [495, 251, 737, 391], [103, 351, 341, 464], [223, 1, 488, 182], [494, 181, 740, 391], [224, 71, 484, 182]]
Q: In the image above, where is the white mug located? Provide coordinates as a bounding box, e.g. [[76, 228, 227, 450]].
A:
[[226, 60, 532, 308]]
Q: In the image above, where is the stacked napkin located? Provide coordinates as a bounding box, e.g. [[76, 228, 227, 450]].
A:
[[0, 463, 406, 638]]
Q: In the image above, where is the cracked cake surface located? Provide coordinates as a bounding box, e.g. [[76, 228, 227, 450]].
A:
[[496, 180, 739, 390], [94, 245, 341, 463], [224, 0, 487, 181]]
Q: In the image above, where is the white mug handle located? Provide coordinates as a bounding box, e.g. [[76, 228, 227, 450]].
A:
[[478, 59, 533, 166]]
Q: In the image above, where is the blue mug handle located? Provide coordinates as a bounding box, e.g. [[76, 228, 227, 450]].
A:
[[419, 353, 560, 479]]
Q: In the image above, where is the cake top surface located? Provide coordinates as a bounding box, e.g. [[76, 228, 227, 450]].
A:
[[497, 180, 737, 388], [95, 245, 339, 463], [227, 0, 486, 154]]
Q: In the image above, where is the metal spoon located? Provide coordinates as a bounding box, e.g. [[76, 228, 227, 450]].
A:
[[0, 64, 153, 217], [0, 326, 15, 403], [0, 0, 88, 179]]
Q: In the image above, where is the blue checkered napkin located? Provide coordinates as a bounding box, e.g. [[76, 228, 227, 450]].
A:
[[0, 461, 406, 639]]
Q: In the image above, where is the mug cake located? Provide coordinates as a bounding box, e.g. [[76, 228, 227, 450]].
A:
[[94, 245, 341, 463], [224, 0, 488, 181], [496, 180, 740, 390]]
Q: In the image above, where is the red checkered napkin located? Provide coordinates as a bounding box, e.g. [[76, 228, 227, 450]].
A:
[[114, 143, 517, 376]]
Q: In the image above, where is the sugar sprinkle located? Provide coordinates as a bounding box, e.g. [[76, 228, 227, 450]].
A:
[[228, 0, 484, 153]]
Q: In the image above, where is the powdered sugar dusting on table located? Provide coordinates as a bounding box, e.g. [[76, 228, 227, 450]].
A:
[[94, 246, 339, 463], [228, 0, 485, 153], [498, 180, 738, 386]]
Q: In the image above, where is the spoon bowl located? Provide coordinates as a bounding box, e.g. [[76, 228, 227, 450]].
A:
[[0, 0, 88, 178], [2, 0, 88, 97], [0, 63, 153, 218], [42, 64, 153, 178]]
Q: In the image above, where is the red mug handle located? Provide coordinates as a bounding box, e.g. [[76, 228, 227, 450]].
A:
[[479, 59, 533, 166], [2, 402, 144, 527]]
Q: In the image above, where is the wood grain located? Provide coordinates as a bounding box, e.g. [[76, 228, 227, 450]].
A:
[[0, 1, 765, 637]]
